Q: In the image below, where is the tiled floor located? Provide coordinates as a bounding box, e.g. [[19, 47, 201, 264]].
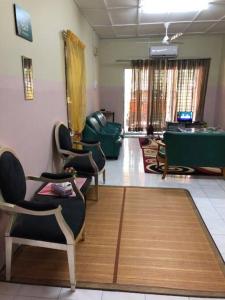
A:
[[1, 138, 225, 300]]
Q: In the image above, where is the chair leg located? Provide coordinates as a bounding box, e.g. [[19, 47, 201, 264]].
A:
[[156, 155, 160, 169], [222, 167, 225, 178], [103, 169, 106, 184], [162, 159, 168, 179], [5, 237, 12, 281], [67, 244, 76, 291], [94, 175, 99, 201], [81, 228, 86, 241]]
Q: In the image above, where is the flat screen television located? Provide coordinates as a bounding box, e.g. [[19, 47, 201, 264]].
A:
[[177, 111, 193, 123]]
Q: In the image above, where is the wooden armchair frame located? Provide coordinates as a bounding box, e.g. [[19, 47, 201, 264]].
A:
[[0, 147, 85, 291], [156, 140, 168, 179], [55, 122, 106, 200]]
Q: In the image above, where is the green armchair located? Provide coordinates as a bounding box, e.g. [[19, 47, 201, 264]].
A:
[[82, 117, 122, 159], [157, 131, 225, 179], [92, 111, 123, 136]]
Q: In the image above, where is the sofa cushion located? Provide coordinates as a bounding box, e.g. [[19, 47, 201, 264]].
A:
[[0, 151, 26, 204], [58, 124, 73, 150], [10, 194, 85, 244], [94, 111, 107, 127], [86, 117, 101, 133]]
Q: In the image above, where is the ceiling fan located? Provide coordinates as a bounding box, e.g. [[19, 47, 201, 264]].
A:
[[161, 22, 183, 44], [137, 22, 183, 45]]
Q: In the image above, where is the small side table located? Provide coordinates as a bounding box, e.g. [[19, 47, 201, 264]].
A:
[[101, 110, 115, 122]]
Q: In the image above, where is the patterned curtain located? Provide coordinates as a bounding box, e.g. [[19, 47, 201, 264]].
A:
[[128, 60, 149, 131], [128, 58, 210, 132], [167, 59, 210, 123], [64, 30, 86, 139]]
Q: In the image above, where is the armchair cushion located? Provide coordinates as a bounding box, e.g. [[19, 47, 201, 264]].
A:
[[11, 194, 85, 244], [17, 200, 58, 211], [0, 151, 26, 204], [64, 152, 105, 173], [58, 124, 73, 150]]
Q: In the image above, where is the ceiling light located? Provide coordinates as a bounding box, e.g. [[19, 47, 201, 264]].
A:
[[141, 0, 209, 13]]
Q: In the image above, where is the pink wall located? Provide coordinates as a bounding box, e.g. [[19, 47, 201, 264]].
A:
[[0, 75, 67, 180], [0, 80, 100, 269], [0, 75, 68, 267], [99, 86, 124, 124], [87, 85, 100, 115]]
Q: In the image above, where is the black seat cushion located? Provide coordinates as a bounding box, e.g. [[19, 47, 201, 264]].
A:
[[10, 194, 85, 244], [58, 124, 73, 151], [0, 151, 26, 204], [64, 151, 105, 173]]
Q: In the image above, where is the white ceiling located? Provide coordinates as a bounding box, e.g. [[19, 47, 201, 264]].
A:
[[74, 0, 225, 39]]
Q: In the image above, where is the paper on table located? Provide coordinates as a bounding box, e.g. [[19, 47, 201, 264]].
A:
[[38, 177, 87, 197]]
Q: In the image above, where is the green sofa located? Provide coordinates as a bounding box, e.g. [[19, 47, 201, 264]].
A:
[[92, 111, 123, 136], [82, 114, 122, 159], [160, 131, 225, 178]]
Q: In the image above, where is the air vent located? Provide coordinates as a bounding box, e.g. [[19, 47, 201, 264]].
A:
[[150, 45, 178, 57]]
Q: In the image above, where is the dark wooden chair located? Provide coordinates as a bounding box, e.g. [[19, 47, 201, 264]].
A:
[[55, 122, 106, 200], [0, 146, 89, 290]]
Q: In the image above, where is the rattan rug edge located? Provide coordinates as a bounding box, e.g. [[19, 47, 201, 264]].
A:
[[1, 186, 225, 298]]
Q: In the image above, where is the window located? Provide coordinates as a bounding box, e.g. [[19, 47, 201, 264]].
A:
[[125, 59, 210, 132]]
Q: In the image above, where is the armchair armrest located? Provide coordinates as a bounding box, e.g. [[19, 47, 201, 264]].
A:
[[156, 140, 166, 148], [27, 173, 85, 202], [75, 140, 100, 146], [59, 148, 90, 158], [0, 201, 74, 244], [0, 201, 61, 216], [27, 174, 74, 184], [73, 140, 105, 159], [69, 149, 89, 154]]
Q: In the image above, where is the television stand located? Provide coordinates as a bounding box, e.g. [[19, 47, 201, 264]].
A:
[[166, 121, 207, 132]]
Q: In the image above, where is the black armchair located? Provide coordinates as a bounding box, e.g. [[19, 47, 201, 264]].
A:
[[55, 122, 106, 200], [0, 147, 88, 291]]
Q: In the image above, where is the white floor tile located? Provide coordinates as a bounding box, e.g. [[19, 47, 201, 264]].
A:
[[102, 291, 145, 300], [221, 252, 225, 261], [146, 295, 188, 300], [212, 234, 225, 252], [201, 188, 225, 199], [190, 298, 224, 300], [59, 288, 102, 300], [16, 297, 54, 300], [0, 282, 21, 296], [0, 295, 14, 300], [18, 284, 61, 298]]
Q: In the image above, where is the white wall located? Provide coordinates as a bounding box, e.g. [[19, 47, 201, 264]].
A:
[[0, 0, 99, 268], [99, 35, 224, 126], [216, 36, 225, 129]]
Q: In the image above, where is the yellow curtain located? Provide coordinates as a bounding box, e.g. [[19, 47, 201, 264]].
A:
[[65, 30, 86, 138]]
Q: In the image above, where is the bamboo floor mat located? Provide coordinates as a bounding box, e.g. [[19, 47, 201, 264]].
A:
[[3, 186, 225, 297]]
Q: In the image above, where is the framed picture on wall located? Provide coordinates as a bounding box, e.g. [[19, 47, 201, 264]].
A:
[[14, 4, 33, 42], [22, 56, 34, 100]]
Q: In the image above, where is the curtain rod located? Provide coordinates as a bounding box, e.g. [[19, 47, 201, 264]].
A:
[[62, 30, 67, 39], [116, 57, 211, 63]]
